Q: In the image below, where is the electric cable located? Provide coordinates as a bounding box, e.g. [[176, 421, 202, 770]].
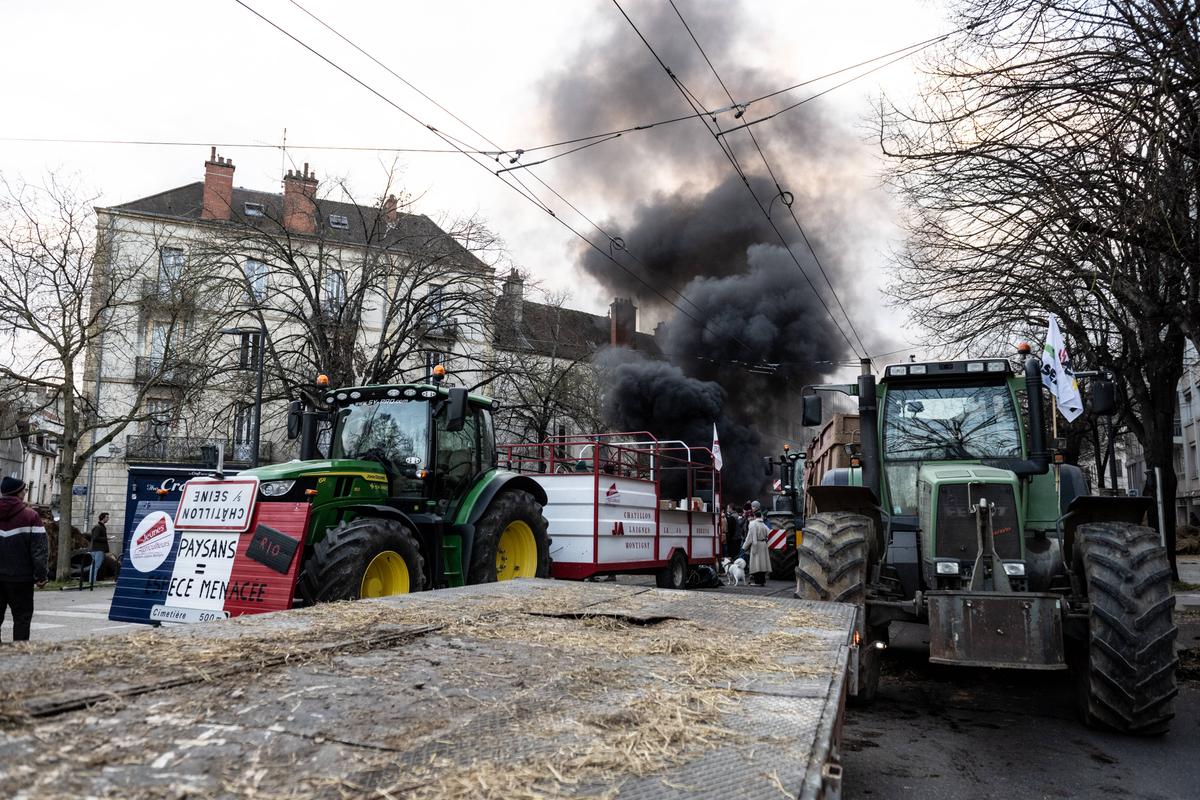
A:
[[507, 30, 957, 157], [667, 0, 874, 365], [279, 0, 734, 330], [0, 135, 490, 154], [234, 0, 748, 352], [612, 0, 866, 362]]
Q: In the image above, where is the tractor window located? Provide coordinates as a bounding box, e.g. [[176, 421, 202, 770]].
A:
[[331, 400, 428, 483], [478, 408, 496, 468], [435, 409, 479, 504], [883, 384, 1021, 462]]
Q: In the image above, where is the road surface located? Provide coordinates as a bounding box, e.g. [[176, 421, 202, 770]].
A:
[[0, 584, 132, 642]]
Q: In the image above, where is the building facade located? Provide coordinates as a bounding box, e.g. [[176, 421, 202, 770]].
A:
[[80, 150, 497, 541]]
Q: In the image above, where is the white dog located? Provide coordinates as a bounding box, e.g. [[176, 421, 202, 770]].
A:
[[721, 557, 747, 587]]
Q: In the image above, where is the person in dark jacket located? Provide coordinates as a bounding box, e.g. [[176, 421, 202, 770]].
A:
[[0, 476, 49, 641], [89, 512, 110, 583]]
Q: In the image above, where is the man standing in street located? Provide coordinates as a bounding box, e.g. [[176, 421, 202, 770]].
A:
[[0, 477, 49, 641], [89, 512, 110, 583]]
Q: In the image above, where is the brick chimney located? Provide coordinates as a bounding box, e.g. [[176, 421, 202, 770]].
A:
[[498, 269, 524, 330], [201, 146, 235, 221], [381, 193, 399, 227], [610, 297, 637, 348], [283, 162, 319, 235]]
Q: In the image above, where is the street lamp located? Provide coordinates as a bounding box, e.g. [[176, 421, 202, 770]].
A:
[[221, 325, 267, 467]]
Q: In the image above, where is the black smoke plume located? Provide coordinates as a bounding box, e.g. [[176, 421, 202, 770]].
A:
[[541, 2, 887, 500]]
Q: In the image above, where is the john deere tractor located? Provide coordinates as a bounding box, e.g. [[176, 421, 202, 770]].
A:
[[243, 379, 550, 600], [798, 354, 1178, 733]]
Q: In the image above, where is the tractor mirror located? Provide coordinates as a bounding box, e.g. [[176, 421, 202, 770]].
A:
[[446, 387, 468, 432], [763, 456, 773, 477], [802, 395, 822, 427], [286, 400, 302, 440], [1091, 378, 1116, 416]]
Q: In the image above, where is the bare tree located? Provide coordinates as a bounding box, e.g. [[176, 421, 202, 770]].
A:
[[489, 282, 604, 445], [878, 0, 1198, 576], [191, 171, 501, 419], [0, 174, 235, 577]]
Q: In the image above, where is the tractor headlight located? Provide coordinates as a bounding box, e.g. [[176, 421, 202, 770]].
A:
[[935, 561, 960, 575], [1002, 562, 1026, 577], [259, 480, 295, 497]]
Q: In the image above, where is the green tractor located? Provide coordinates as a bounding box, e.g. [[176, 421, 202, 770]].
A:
[[244, 379, 551, 600], [798, 354, 1178, 733]]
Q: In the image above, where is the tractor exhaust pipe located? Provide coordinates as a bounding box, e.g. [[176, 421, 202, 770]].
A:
[[858, 358, 881, 504], [1024, 357, 1050, 474]]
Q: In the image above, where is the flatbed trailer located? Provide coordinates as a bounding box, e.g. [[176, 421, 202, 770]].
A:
[[0, 580, 856, 799]]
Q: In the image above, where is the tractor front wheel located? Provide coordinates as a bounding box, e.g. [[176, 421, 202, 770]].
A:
[[468, 490, 550, 583], [1075, 521, 1177, 735], [298, 517, 425, 603]]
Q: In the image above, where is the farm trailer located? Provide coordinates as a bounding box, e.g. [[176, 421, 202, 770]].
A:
[[4, 580, 859, 800], [501, 433, 722, 588]]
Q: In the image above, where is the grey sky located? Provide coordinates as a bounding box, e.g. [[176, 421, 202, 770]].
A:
[[1, 0, 946, 360]]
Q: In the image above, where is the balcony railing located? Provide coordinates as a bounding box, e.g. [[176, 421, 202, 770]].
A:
[[125, 434, 274, 465], [134, 356, 200, 386], [420, 320, 459, 340], [139, 279, 198, 307]]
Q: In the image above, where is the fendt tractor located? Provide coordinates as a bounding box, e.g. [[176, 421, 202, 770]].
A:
[[797, 351, 1178, 734], [109, 374, 554, 624]]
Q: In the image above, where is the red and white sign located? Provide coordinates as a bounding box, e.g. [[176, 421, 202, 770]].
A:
[[129, 511, 176, 573], [768, 528, 790, 550], [175, 478, 259, 532]]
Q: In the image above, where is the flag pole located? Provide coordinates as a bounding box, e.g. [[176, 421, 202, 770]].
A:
[[1052, 395, 1062, 512]]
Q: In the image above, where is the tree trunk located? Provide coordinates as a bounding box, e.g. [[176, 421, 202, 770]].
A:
[[56, 444, 75, 581]]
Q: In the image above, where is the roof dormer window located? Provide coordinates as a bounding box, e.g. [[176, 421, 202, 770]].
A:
[[244, 202, 265, 217], [329, 213, 349, 230]]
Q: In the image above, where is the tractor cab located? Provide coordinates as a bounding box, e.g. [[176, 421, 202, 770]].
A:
[[878, 360, 1031, 592], [292, 381, 500, 518]]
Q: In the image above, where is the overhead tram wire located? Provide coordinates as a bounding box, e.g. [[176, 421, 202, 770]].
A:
[[667, 0, 873, 364], [503, 30, 958, 158], [234, 1, 746, 351], [285, 0, 718, 326], [609, 0, 865, 363], [0, 136, 493, 154]]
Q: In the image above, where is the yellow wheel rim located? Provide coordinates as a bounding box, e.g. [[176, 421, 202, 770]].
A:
[[496, 520, 538, 581], [360, 550, 410, 597]]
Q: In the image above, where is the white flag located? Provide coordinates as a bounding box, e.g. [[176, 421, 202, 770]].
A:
[[711, 423, 723, 471], [1042, 314, 1084, 422]]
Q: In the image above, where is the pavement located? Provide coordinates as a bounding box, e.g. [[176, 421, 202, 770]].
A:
[[0, 583, 132, 643], [1176, 556, 1200, 607]]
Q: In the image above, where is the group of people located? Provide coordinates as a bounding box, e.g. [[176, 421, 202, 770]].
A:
[[721, 500, 772, 587]]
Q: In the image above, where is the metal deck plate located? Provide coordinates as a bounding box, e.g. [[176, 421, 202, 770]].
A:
[[0, 580, 854, 799]]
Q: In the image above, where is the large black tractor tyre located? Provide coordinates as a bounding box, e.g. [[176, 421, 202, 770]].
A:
[[656, 549, 689, 590], [1075, 522, 1177, 735], [468, 490, 550, 584], [794, 512, 869, 604], [298, 517, 425, 602], [795, 512, 879, 702]]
